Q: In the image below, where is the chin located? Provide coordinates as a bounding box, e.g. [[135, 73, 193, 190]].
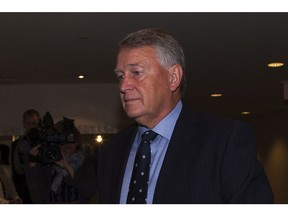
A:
[[126, 112, 140, 119], [125, 110, 143, 119], [124, 105, 140, 115]]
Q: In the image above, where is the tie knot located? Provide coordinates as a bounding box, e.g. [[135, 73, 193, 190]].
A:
[[141, 130, 158, 143]]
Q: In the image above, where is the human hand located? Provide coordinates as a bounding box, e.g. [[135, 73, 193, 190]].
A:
[[28, 145, 41, 167], [29, 145, 41, 157]]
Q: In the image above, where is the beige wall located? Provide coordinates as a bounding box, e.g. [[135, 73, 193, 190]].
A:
[[250, 110, 288, 204], [0, 83, 131, 136]]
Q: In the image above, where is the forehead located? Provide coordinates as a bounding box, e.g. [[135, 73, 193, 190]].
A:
[[117, 46, 158, 65], [116, 47, 163, 74]]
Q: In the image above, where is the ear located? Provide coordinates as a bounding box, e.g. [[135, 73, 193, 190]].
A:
[[168, 64, 183, 92]]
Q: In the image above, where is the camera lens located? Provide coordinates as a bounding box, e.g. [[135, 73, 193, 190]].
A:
[[44, 148, 57, 160], [38, 144, 62, 164]]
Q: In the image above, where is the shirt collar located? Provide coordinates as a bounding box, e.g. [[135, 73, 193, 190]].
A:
[[138, 100, 183, 141]]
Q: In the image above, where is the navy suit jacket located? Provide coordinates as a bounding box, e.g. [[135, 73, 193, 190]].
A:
[[97, 106, 274, 203]]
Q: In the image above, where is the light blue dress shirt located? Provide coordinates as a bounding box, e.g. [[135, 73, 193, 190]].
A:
[[120, 101, 183, 204]]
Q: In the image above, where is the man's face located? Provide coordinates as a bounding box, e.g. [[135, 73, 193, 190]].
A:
[[23, 115, 40, 132], [115, 46, 176, 128]]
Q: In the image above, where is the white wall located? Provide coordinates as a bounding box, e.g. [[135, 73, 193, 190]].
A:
[[0, 83, 130, 135]]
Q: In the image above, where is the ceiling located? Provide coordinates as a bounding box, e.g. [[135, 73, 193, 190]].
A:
[[1, 13, 288, 121]]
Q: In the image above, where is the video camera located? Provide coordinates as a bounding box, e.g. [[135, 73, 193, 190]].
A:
[[28, 111, 76, 164]]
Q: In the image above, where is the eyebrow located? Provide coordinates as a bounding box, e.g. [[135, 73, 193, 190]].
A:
[[114, 63, 145, 73]]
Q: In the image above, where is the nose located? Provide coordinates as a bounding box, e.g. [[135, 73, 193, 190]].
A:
[[120, 75, 133, 93]]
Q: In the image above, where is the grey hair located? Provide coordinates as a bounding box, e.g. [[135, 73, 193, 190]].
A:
[[118, 28, 186, 94]]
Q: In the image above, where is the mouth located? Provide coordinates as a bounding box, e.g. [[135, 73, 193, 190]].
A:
[[124, 98, 139, 103], [122, 95, 142, 105]]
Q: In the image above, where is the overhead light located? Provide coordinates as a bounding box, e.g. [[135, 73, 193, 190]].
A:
[[95, 135, 103, 143], [78, 75, 85, 79], [210, 93, 222, 97], [241, 111, 250, 115], [267, 62, 284, 68]]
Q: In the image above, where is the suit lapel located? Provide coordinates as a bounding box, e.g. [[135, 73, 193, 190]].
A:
[[153, 107, 200, 203]]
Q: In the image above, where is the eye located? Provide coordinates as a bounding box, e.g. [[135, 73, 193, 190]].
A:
[[117, 74, 124, 80], [115, 72, 124, 81], [132, 71, 143, 77]]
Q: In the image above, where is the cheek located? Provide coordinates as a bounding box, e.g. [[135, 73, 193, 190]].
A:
[[120, 93, 124, 101], [140, 83, 163, 109], [150, 76, 170, 97], [120, 94, 126, 107]]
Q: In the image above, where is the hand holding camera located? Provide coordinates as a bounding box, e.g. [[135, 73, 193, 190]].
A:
[[28, 112, 76, 164]]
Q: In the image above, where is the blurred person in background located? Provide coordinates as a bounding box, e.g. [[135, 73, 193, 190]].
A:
[[26, 117, 97, 203], [11, 109, 41, 203], [0, 144, 22, 204]]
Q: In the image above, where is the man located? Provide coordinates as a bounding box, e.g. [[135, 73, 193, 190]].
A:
[[11, 109, 41, 203], [97, 28, 274, 204]]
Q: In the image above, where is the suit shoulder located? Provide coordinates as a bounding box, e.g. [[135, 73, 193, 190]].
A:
[[190, 111, 251, 131]]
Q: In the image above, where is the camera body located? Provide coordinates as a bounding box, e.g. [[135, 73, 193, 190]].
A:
[[28, 112, 76, 164]]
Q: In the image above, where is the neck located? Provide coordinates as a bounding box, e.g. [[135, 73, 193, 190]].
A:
[[137, 98, 181, 129]]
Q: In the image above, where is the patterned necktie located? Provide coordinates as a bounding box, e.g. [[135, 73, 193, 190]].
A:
[[126, 130, 158, 204]]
